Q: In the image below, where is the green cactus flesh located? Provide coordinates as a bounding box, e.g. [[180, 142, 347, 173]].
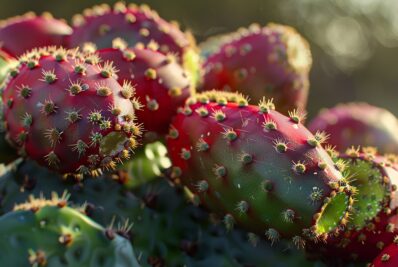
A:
[[0, 203, 139, 267], [315, 192, 350, 234], [340, 157, 387, 230]]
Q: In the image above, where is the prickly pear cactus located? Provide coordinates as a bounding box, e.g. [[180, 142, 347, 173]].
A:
[[0, 13, 72, 57], [0, 159, 320, 267], [68, 2, 200, 85], [96, 42, 192, 140], [0, 196, 140, 267], [167, 91, 353, 244], [308, 103, 398, 154], [2, 47, 141, 177], [200, 23, 312, 115], [307, 147, 398, 263]]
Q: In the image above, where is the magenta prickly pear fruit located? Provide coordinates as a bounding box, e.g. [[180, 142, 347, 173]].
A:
[[372, 238, 398, 267], [96, 40, 192, 140], [0, 13, 72, 57], [167, 90, 353, 245], [2, 47, 141, 178], [306, 147, 398, 263], [68, 2, 200, 85], [308, 103, 398, 154], [200, 23, 312, 115]]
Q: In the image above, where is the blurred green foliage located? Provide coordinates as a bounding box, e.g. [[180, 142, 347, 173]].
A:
[[1, 0, 398, 119]]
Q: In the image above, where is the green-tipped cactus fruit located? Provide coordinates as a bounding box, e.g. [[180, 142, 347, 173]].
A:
[[307, 147, 398, 263], [0, 196, 140, 267], [167, 91, 353, 245]]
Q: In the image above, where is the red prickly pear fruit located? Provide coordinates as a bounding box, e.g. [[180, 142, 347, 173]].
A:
[[68, 2, 200, 85], [372, 238, 398, 267], [2, 47, 141, 178], [167, 90, 353, 245], [0, 13, 72, 57], [200, 23, 312, 115], [95, 40, 192, 141], [308, 103, 398, 154], [306, 147, 398, 262]]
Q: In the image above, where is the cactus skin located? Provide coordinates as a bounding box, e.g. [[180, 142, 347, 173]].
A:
[[166, 91, 352, 244], [308, 103, 398, 154], [0, 197, 140, 267], [2, 47, 141, 177], [371, 239, 398, 267], [97, 44, 192, 139], [68, 2, 200, 85], [307, 147, 398, 263], [0, 13, 72, 57], [200, 23, 312, 115], [0, 159, 320, 267]]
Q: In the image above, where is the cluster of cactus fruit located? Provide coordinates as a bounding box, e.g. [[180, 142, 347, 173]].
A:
[[0, 2, 398, 267]]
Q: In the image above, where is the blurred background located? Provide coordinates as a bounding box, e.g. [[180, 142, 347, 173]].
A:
[[1, 0, 397, 119]]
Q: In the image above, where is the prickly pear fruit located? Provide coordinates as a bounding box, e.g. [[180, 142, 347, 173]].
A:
[[167, 91, 352, 244], [307, 147, 398, 262], [68, 2, 200, 85], [308, 103, 398, 154], [0, 159, 318, 267], [371, 238, 398, 267], [0, 195, 140, 267], [200, 23, 312, 115], [0, 13, 72, 57], [2, 47, 141, 177], [96, 42, 192, 140]]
